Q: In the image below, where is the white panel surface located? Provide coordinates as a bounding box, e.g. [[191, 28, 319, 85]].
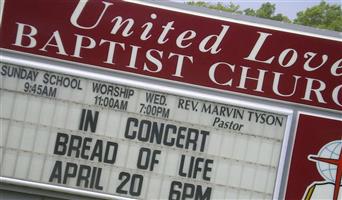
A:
[[0, 62, 289, 199]]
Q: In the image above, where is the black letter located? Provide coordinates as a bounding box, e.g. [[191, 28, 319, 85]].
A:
[[63, 162, 78, 184], [77, 164, 91, 188], [137, 147, 150, 170], [125, 117, 138, 139], [54, 133, 68, 155], [104, 142, 118, 164], [49, 160, 62, 183]]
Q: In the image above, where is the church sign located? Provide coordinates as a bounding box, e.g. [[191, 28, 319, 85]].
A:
[[0, 0, 341, 199]]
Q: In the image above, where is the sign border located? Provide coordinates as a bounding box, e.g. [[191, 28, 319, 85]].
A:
[[1, 50, 293, 199], [0, 177, 135, 200]]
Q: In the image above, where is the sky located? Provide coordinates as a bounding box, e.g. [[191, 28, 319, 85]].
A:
[[169, 0, 341, 19]]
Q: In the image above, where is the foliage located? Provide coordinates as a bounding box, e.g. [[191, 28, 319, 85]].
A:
[[187, 1, 342, 31], [187, 1, 290, 22], [188, 1, 242, 14], [293, 1, 342, 31], [244, 2, 291, 22]]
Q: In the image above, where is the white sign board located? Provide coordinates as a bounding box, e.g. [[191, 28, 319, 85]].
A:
[[1, 62, 289, 199]]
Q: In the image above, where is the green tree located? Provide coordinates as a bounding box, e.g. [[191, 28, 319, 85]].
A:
[[243, 8, 256, 17], [294, 1, 342, 31], [244, 2, 291, 22], [187, 1, 242, 14], [255, 2, 275, 19], [187, 1, 290, 22], [187, 1, 341, 31]]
